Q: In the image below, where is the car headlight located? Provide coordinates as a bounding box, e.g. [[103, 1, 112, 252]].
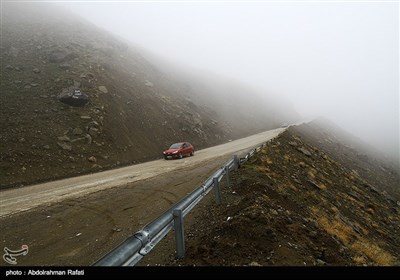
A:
[[172, 151, 178, 154], [163, 152, 166, 154]]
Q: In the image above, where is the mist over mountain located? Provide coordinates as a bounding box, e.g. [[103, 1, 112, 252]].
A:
[[63, 1, 398, 164], [0, 3, 298, 189]]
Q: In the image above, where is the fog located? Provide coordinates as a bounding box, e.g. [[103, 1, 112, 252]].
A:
[[57, 1, 398, 162]]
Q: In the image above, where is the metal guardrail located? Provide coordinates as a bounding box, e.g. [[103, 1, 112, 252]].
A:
[[93, 142, 268, 266]]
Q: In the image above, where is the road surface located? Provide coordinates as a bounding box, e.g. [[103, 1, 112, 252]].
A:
[[1, 128, 284, 218]]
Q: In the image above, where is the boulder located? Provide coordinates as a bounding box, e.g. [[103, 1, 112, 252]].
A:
[[48, 49, 76, 63], [59, 89, 89, 107]]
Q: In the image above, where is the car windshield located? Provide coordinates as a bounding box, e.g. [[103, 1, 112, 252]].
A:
[[169, 143, 182, 149]]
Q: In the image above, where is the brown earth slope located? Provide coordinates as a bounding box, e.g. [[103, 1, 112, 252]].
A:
[[0, 2, 297, 189], [139, 122, 400, 266]]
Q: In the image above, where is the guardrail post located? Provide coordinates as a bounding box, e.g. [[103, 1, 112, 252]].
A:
[[233, 155, 239, 170], [213, 177, 221, 205], [225, 165, 230, 189], [173, 208, 185, 259]]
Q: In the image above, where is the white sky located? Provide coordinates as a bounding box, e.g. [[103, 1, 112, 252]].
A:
[[55, 1, 399, 159]]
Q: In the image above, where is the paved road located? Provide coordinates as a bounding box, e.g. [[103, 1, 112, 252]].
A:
[[0, 127, 285, 218]]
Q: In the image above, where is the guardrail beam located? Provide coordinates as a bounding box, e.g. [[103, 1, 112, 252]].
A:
[[93, 141, 271, 266]]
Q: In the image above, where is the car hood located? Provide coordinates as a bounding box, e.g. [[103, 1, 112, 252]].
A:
[[164, 148, 180, 153]]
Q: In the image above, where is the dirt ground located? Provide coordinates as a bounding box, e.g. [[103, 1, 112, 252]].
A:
[[0, 156, 229, 266]]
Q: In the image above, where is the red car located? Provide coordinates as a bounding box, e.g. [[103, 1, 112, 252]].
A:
[[163, 142, 194, 160]]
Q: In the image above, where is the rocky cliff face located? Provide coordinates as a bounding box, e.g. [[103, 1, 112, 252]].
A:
[[0, 3, 298, 189]]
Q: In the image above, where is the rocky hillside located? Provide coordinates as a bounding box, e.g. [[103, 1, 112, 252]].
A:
[[0, 3, 297, 189], [293, 119, 400, 201], [140, 121, 400, 266]]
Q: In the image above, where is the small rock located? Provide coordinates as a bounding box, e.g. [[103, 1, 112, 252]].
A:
[[30, 83, 39, 87], [145, 80, 154, 87], [88, 127, 99, 137], [98, 86, 108, 93], [88, 156, 97, 163], [80, 116, 91, 120], [316, 259, 326, 265], [57, 135, 70, 142], [57, 142, 72, 151], [85, 134, 92, 144], [32, 68, 41, 73], [71, 137, 86, 143], [87, 120, 99, 129], [5, 65, 13, 70], [76, 233, 82, 237], [72, 128, 83, 135], [289, 141, 298, 147], [298, 147, 312, 157], [309, 231, 318, 238], [59, 63, 71, 69], [307, 179, 325, 190], [43, 145, 50, 150], [248, 261, 261, 266], [298, 162, 306, 168], [293, 178, 302, 184]]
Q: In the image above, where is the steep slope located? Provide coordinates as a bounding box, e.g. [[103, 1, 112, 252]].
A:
[[292, 119, 400, 201], [139, 121, 400, 266], [0, 3, 298, 189]]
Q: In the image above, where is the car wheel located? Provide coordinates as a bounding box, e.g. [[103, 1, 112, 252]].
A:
[[164, 156, 168, 160], [179, 153, 183, 159], [190, 151, 194, 156]]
